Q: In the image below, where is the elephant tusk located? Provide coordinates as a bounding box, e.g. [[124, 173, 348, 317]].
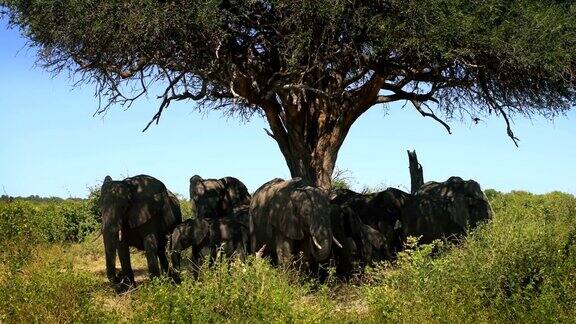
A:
[[312, 236, 323, 250], [256, 244, 266, 258], [332, 236, 343, 249]]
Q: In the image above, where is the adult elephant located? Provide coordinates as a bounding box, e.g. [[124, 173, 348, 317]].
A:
[[99, 175, 182, 292], [249, 178, 341, 272], [189, 175, 251, 219], [331, 187, 411, 258], [400, 176, 493, 244], [330, 205, 387, 277]]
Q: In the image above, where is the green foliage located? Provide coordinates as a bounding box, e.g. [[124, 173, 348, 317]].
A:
[[2, 0, 574, 125], [0, 199, 99, 245], [331, 179, 350, 191], [364, 191, 576, 322], [132, 257, 341, 322], [0, 257, 117, 323]]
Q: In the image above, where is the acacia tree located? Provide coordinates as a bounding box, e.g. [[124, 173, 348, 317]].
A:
[[2, 0, 575, 189]]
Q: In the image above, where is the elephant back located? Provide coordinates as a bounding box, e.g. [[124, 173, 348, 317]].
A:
[[221, 176, 251, 208], [249, 178, 301, 221], [190, 175, 228, 218], [401, 177, 492, 243], [364, 188, 411, 227], [123, 175, 172, 229]]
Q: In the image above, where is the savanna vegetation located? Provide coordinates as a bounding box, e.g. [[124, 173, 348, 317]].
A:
[[1, 189, 575, 322]]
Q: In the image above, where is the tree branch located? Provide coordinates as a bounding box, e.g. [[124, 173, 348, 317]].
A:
[[478, 76, 520, 146], [142, 76, 207, 132], [410, 100, 452, 134], [495, 106, 520, 147], [281, 84, 331, 98]]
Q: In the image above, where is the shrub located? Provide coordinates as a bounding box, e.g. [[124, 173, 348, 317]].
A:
[[0, 200, 99, 245], [131, 256, 341, 323]]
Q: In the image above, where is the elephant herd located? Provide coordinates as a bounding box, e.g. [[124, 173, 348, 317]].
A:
[[99, 174, 493, 292]]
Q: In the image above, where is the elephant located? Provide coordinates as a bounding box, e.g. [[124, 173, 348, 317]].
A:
[[99, 175, 182, 292], [331, 187, 411, 258], [400, 176, 493, 244], [168, 212, 250, 274], [249, 178, 341, 274], [329, 204, 387, 277], [189, 175, 251, 219]]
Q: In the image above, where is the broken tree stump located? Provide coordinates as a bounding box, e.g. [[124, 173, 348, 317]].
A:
[[408, 150, 424, 194]]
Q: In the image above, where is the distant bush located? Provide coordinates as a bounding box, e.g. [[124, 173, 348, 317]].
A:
[[0, 200, 99, 245], [484, 188, 502, 200]]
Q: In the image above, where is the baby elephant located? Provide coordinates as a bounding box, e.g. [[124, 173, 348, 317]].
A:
[[169, 214, 250, 274]]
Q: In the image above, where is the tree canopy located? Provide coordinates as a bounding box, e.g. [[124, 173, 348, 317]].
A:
[[2, 0, 575, 189]]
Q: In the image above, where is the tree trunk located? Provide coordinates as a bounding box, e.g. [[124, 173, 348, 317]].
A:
[[283, 143, 338, 191], [408, 150, 424, 194], [260, 98, 349, 191]]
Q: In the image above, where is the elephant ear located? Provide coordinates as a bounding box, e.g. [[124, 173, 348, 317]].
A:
[[276, 189, 305, 240], [192, 219, 210, 246], [125, 179, 161, 229], [361, 224, 385, 250], [449, 196, 470, 230], [190, 175, 205, 199], [218, 179, 233, 215], [127, 193, 158, 229]]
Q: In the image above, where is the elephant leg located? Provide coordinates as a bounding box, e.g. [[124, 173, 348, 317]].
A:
[[143, 233, 161, 278], [103, 231, 119, 284], [117, 239, 135, 285], [157, 237, 180, 283], [171, 249, 182, 271], [157, 237, 170, 274]]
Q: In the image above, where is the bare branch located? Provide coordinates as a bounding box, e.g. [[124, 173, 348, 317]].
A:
[[478, 77, 521, 146], [411, 100, 452, 134], [143, 75, 208, 132], [376, 94, 402, 103], [495, 106, 520, 147]]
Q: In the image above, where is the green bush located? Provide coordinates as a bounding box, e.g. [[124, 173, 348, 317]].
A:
[[131, 257, 340, 323], [0, 200, 99, 245]]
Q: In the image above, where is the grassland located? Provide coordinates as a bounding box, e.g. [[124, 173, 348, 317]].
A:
[[0, 190, 575, 323]]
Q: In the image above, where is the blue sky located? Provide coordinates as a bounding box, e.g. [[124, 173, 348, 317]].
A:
[[1, 18, 575, 198]]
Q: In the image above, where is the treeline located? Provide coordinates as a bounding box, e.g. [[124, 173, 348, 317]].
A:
[[0, 195, 85, 203]]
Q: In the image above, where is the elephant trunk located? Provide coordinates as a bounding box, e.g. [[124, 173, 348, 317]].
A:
[[103, 229, 120, 284], [310, 234, 331, 261]]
